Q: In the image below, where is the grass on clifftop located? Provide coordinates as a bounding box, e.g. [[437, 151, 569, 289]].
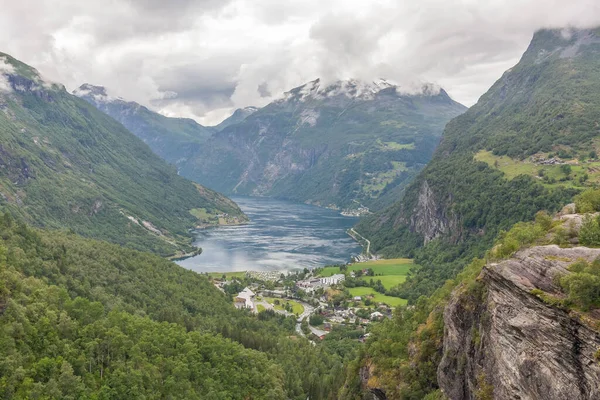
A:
[[475, 150, 600, 189]]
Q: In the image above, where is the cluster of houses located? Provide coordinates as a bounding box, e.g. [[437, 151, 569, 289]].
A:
[[296, 273, 346, 293], [246, 270, 281, 282], [217, 268, 396, 343], [315, 304, 389, 329], [340, 206, 370, 217]]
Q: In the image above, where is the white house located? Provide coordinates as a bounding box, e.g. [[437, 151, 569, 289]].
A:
[[234, 287, 255, 311], [320, 274, 345, 286], [370, 311, 384, 320]]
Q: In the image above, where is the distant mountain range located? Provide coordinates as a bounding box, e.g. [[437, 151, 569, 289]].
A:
[[80, 78, 466, 212], [184, 78, 466, 211], [0, 52, 247, 257]]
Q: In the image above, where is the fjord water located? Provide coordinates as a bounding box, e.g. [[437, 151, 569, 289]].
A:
[[177, 196, 362, 273]]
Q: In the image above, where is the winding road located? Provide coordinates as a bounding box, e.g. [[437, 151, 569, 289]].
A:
[[349, 228, 371, 257], [257, 295, 317, 338]]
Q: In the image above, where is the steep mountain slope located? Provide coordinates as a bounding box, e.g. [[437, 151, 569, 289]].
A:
[[0, 215, 349, 399], [0, 52, 246, 256], [74, 84, 214, 166], [357, 28, 600, 300], [180, 79, 466, 211]]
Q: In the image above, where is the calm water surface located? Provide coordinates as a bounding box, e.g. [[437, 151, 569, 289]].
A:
[[176, 196, 362, 273]]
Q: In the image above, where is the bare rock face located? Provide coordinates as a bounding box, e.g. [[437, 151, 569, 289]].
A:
[[408, 180, 459, 244], [358, 360, 387, 400], [438, 245, 600, 400]]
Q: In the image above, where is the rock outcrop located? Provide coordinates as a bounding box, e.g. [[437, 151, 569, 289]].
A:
[[407, 180, 460, 244], [438, 245, 600, 400]]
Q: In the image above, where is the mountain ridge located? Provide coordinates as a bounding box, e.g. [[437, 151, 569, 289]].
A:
[[0, 52, 247, 256], [74, 83, 215, 166], [178, 77, 466, 211], [214, 106, 259, 131]]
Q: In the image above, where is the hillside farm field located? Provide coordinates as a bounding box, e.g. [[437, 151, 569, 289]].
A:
[[347, 287, 407, 307], [319, 258, 413, 277], [264, 297, 305, 315], [207, 271, 247, 280], [358, 274, 407, 288], [320, 258, 415, 307]]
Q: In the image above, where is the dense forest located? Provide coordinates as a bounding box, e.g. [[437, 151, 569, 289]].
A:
[[0, 214, 356, 399]]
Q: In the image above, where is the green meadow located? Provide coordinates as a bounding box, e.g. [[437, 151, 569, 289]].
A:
[[319, 258, 414, 307], [348, 287, 407, 307]]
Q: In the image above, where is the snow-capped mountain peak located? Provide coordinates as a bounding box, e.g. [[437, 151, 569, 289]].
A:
[[279, 78, 441, 103]]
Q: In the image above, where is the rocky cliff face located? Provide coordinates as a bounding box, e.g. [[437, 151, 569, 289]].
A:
[[438, 244, 600, 400], [407, 180, 460, 244]]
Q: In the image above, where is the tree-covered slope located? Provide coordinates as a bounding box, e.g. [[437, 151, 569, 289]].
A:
[[0, 53, 246, 256], [0, 215, 351, 399], [181, 79, 466, 211], [74, 84, 214, 166], [356, 27, 600, 301]]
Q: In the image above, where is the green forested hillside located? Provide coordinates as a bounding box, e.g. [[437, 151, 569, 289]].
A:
[[0, 215, 352, 399], [357, 27, 600, 302], [0, 53, 246, 256], [181, 79, 466, 211], [74, 84, 214, 166]]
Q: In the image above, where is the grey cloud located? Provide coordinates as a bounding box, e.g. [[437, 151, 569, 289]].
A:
[[149, 56, 248, 115], [1, 0, 600, 124], [257, 82, 271, 98]]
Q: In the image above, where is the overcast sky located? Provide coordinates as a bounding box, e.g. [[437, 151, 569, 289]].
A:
[[1, 0, 600, 125]]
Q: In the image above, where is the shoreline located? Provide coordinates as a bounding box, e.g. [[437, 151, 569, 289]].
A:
[[167, 248, 202, 261]]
